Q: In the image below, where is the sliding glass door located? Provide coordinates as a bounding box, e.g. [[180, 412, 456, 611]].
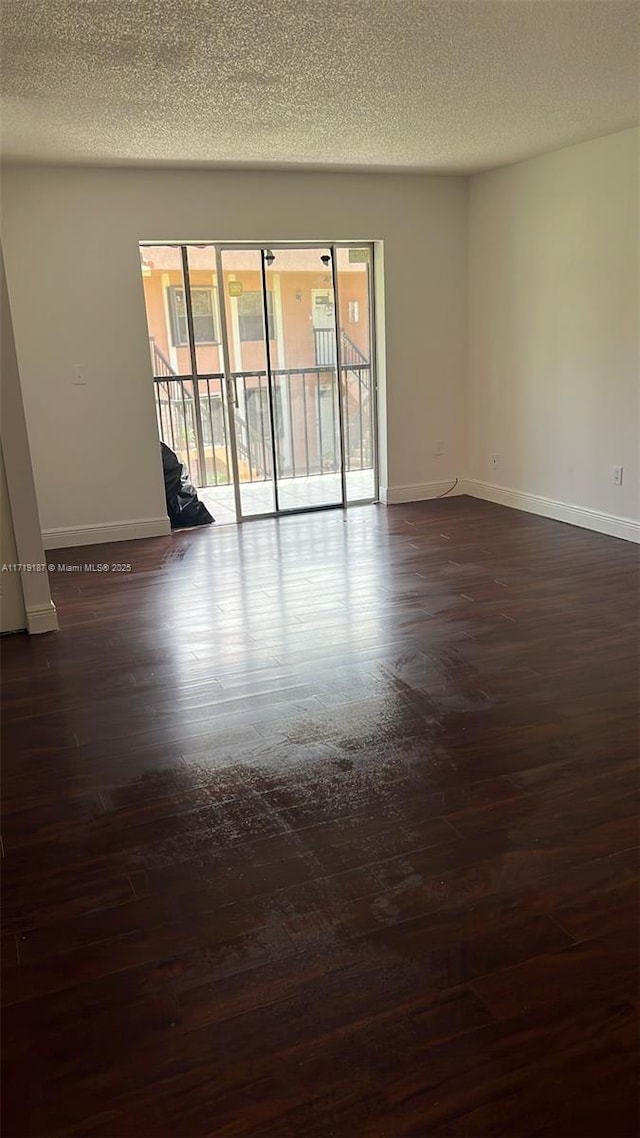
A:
[[139, 242, 377, 522], [218, 251, 346, 518], [334, 246, 376, 503], [217, 247, 277, 517]]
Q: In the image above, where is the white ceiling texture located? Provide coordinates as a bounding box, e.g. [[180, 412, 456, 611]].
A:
[[1, 0, 638, 171]]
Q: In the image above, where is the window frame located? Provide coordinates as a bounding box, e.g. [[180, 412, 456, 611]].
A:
[[167, 285, 219, 347], [237, 290, 275, 343]]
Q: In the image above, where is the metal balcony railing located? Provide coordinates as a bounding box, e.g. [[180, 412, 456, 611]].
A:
[[149, 336, 176, 378], [153, 364, 373, 489]]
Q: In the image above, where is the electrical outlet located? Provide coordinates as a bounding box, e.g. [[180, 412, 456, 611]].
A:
[[72, 365, 88, 386], [434, 440, 444, 456], [490, 453, 499, 469], [612, 465, 624, 486]]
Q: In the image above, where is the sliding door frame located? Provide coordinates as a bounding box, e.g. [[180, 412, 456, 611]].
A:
[[213, 245, 244, 522], [334, 241, 379, 508], [142, 239, 379, 522], [179, 246, 209, 485], [259, 249, 283, 514]]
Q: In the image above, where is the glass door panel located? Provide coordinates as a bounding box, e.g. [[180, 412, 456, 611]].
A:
[[184, 245, 233, 497], [219, 248, 276, 517], [141, 241, 377, 523], [139, 245, 201, 483], [335, 246, 376, 503], [264, 247, 343, 510]]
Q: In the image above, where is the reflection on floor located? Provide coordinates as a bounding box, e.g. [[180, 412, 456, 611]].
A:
[[4, 498, 638, 1137], [200, 468, 375, 523]]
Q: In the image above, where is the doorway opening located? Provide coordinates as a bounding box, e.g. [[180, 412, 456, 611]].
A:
[[139, 243, 378, 523]]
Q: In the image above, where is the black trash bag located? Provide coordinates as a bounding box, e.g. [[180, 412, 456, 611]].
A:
[[160, 443, 214, 528]]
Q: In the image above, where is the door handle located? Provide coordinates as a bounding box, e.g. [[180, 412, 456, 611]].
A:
[[226, 376, 239, 407]]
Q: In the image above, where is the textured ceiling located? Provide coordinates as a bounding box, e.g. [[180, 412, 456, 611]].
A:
[[1, 0, 638, 172]]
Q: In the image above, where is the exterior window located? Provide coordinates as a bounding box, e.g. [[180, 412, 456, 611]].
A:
[[168, 287, 217, 345], [238, 291, 274, 342]]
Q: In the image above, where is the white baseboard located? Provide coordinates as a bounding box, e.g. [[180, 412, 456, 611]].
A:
[[42, 516, 171, 551], [26, 600, 58, 634], [464, 479, 640, 544], [380, 479, 463, 505]]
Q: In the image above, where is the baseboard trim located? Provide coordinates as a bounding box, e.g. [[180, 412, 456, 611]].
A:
[[380, 479, 463, 505], [42, 516, 171, 551], [464, 479, 640, 543], [26, 601, 58, 634]]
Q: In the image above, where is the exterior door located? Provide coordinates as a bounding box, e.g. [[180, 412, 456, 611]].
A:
[[217, 247, 277, 518], [217, 246, 346, 516], [140, 241, 377, 522], [312, 289, 337, 367]]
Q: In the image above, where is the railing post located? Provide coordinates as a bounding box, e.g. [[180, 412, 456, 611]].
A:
[[302, 373, 310, 476]]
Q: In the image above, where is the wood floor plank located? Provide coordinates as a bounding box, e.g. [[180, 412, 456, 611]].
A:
[[1, 498, 638, 1137]]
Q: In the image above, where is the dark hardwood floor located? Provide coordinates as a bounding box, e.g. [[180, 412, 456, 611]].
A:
[[2, 497, 638, 1138]]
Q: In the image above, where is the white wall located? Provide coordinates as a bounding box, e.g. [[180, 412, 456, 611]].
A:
[[0, 166, 468, 541], [468, 128, 639, 538], [0, 249, 58, 630], [0, 449, 26, 632], [3, 136, 637, 547]]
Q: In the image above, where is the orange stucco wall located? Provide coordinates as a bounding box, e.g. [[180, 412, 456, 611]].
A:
[[142, 265, 370, 377]]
